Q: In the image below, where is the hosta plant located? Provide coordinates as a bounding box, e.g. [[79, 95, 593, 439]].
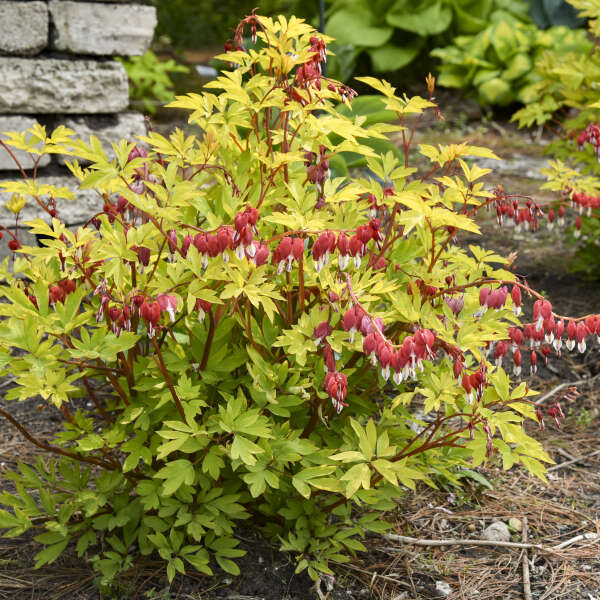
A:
[[324, 0, 531, 81], [528, 0, 585, 29], [432, 12, 589, 106], [0, 12, 584, 593]]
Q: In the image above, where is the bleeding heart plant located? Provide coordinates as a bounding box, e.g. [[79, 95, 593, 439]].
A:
[[0, 10, 594, 593]]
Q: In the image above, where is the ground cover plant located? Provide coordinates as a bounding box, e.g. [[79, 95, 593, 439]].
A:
[[0, 11, 597, 597]]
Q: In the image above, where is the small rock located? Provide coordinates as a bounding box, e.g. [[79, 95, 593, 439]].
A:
[[196, 64, 218, 79], [435, 580, 452, 597], [482, 521, 511, 542], [508, 517, 523, 532]]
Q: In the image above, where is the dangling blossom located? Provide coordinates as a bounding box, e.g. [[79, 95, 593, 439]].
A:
[[313, 320, 332, 346], [363, 333, 378, 366], [376, 341, 393, 381], [576, 321, 587, 353], [157, 294, 178, 322], [510, 285, 522, 315], [494, 341, 508, 367], [462, 373, 473, 403], [513, 348, 522, 376], [566, 320, 577, 351], [530, 350, 537, 375], [342, 305, 363, 342], [324, 371, 347, 414], [312, 232, 336, 272], [140, 301, 160, 337], [274, 236, 303, 274], [195, 299, 211, 323], [337, 232, 350, 270]]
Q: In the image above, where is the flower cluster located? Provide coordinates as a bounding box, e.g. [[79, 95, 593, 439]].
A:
[[48, 279, 77, 306], [487, 293, 600, 376], [576, 123, 600, 160], [493, 192, 543, 231]]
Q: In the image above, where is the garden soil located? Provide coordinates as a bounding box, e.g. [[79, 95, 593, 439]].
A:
[[0, 105, 599, 599]]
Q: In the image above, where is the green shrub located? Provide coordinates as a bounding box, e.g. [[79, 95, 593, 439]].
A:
[[324, 0, 532, 80], [153, 0, 305, 50], [432, 12, 589, 106], [118, 50, 190, 115], [0, 13, 554, 592], [513, 1, 600, 277]]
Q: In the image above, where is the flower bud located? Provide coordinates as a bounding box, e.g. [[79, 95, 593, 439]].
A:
[[135, 246, 151, 267], [323, 343, 336, 373], [181, 235, 192, 257], [513, 348, 522, 376]]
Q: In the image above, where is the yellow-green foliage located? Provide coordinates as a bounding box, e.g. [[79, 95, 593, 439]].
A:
[[0, 14, 549, 591]]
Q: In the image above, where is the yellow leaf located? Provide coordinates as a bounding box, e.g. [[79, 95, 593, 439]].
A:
[[6, 193, 26, 213]]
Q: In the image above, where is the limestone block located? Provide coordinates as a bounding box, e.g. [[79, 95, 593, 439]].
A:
[[0, 59, 129, 114], [50, 1, 157, 56], [0, 176, 104, 227], [0, 117, 51, 171], [0, 2, 49, 56], [55, 112, 147, 165]]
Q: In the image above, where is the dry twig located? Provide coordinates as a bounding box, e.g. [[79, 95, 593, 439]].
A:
[[547, 449, 600, 473], [535, 373, 600, 405], [383, 532, 598, 554], [522, 516, 532, 600]]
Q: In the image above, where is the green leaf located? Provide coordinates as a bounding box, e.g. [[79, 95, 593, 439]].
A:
[[386, 1, 452, 35], [34, 539, 69, 568], [327, 7, 393, 48], [154, 460, 195, 496], [457, 468, 493, 489], [478, 77, 512, 106], [215, 556, 240, 575], [367, 39, 424, 72], [230, 435, 264, 466]]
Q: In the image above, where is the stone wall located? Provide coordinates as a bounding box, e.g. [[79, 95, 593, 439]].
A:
[[0, 0, 157, 249]]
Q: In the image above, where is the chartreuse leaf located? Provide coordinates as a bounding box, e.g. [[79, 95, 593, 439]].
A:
[[0, 12, 555, 590], [154, 460, 195, 496], [341, 463, 371, 497], [230, 435, 264, 466]]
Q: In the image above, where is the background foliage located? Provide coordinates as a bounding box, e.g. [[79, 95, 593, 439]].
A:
[[514, 0, 600, 277]]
